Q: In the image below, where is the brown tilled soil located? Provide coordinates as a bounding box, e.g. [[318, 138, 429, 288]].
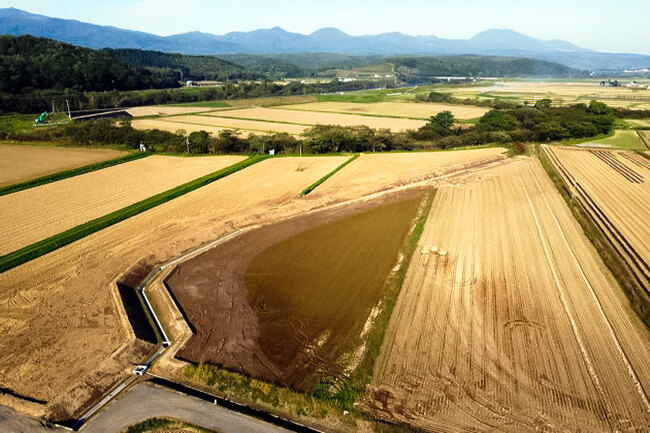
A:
[[166, 190, 424, 391]]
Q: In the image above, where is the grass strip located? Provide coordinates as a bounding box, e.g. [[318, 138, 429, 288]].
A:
[[299, 154, 360, 196], [537, 148, 650, 328], [0, 156, 266, 273], [0, 152, 149, 197]]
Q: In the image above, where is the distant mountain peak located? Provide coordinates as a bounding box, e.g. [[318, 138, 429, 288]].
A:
[[1, 8, 648, 70], [310, 27, 349, 39]]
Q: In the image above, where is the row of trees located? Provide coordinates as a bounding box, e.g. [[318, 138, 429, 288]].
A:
[[2, 99, 617, 154], [0, 79, 396, 114]]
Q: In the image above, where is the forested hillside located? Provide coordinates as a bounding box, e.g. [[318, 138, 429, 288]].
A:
[[0, 35, 179, 93], [388, 56, 578, 82], [107, 49, 255, 81]]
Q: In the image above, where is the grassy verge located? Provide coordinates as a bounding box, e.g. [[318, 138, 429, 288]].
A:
[[537, 148, 650, 328], [125, 417, 214, 433], [0, 152, 148, 197], [300, 154, 359, 196], [311, 189, 436, 412], [0, 156, 266, 273]]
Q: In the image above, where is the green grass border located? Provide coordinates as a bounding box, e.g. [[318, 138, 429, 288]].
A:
[[299, 153, 359, 196], [0, 156, 266, 273], [0, 152, 149, 197]]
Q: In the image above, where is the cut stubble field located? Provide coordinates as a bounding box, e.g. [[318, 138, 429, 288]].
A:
[[0, 156, 346, 421], [369, 158, 650, 432], [0, 155, 246, 255], [0, 148, 513, 422], [310, 147, 507, 204], [279, 101, 490, 120], [0, 144, 126, 187], [164, 115, 307, 135], [206, 107, 428, 131], [131, 118, 266, 136]]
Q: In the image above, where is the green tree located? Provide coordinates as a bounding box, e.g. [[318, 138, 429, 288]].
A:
[[428, 110, 455, 131]]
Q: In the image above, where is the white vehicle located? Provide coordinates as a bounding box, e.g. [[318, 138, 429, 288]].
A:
[[133, 365, 148, 376]]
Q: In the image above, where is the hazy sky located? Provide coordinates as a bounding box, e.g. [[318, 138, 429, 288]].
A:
[[2, 0, 649, 54]]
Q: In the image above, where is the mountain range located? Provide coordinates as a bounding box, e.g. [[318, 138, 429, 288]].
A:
[[2, 7, 650, 71]]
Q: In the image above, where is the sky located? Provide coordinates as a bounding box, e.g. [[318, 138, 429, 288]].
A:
[[2, 0, 650, 54]]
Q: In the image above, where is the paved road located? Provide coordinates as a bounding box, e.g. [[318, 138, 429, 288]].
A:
[[82, 382, 290, 433], [0, 404, 51, 433]]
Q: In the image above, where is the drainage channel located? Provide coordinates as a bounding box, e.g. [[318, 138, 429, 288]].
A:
[[54, 226, 327, 432]]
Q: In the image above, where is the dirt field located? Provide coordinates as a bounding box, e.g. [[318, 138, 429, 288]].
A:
[[166, 194, 423, 391], [163, 115, 307, 135], [0, 144, 125, 187], [0, 155, 245, 255], [0, 156, 347, 420], [131, 119, 264, 137], [545, 146, 650, 291], [311, 148, 507, 203], [206, 107, 427, 131], [125, 106, 214, 117], [279, 101, 489, 120], [369, 158, 650, 432]]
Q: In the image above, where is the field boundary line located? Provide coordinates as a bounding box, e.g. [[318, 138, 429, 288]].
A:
[[0, 156, 266, 273], [299, 153, 360, 195], [0, 152, 149, 197]]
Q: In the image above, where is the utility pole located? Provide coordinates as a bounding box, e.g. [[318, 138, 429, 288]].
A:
[[66, 100, 71, 119], [186, 136, 190, 154]]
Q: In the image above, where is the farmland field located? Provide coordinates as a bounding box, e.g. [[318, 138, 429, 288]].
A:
[[626, 119, 650, 128], [279, 101, 489, 120], [586, 130, 647, 150], [0, 156, 347, 421], [544, 146, 650, 292], [369, 158, 650, 432], [440, 80, 650, 108], [166, 193, 423, 390], [0, 144, 126, 187], [204, 107, 428, 131], [311, 147, 507, 203], [639, 130, 650, 148], [159, 114, 307, 135], [0, 155, 245, 255], [131, 118, 264, 136]]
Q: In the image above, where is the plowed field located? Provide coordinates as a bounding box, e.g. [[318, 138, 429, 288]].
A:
[[544, 146, 650, 292], [167, 194, 423, 391], [0, 144, 125, 187], [0, 155, 245, 254], [370, 158, 650, 432]]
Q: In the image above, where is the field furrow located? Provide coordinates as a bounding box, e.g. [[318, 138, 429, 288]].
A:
[[369, 158, 650, 432]]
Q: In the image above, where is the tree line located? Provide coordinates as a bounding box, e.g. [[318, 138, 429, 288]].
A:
[[3, 99, 617, 154]]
